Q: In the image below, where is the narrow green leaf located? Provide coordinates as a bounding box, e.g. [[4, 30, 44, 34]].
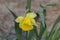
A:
[[27, 30, 35, 40], [15, 22, 22, 40], [48, 16, 60, 40], [6, 6, 17, 19], [26, 0, 31, 13], [43, 30, 49, 40], [49, 16, 60, 36], [6, 7, 22, 40], [51, 27, 60, 40], [39, 5, 47, 40], [39, 5, 46, 27], [34, 26, 38, 37]]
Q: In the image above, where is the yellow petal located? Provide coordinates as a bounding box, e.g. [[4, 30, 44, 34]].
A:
[[23, 17, 32, 25], [15, 16, 24, 23], [19, 23, 33, 31], [26, 12, 37, 18], [31, 19, 37, 26]]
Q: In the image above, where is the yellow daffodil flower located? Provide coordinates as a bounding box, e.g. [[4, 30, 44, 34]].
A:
[[15, 12, 37, 31]]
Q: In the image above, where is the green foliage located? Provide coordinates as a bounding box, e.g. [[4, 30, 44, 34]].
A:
[[38, 5, 47, 40], [6, 0, 60, 40]]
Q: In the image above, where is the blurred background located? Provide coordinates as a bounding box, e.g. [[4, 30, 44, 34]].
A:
[[0, 0, 60, 40]]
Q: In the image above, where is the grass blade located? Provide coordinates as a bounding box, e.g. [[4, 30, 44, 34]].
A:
[[48, 16, 60, 40], [43, 30, 49, 40], [51, 26, 60, 40]]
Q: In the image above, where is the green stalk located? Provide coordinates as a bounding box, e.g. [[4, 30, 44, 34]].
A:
[[26, 0, 31, 13], [26, 0, 32, 40]]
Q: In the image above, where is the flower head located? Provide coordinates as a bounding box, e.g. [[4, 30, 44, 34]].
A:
[[15, 12, 37, 31]]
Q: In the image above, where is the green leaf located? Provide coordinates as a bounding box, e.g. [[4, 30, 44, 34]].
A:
[[43, 30, 49, 40], [7, 7, 22, 40], [27, 30, 35, 40], [26, 0, 31, 13], [34, 26, 39, 40], [15, 22, 22, 40], [39, 5, 47, 40], [51, 26, 60, 40], [48, 16, 60, 40], [39, 5, 46, 27], [6, 6, 17, 19]]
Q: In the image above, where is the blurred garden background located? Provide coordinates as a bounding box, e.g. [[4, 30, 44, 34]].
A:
[[0, 0, 60, 40]]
